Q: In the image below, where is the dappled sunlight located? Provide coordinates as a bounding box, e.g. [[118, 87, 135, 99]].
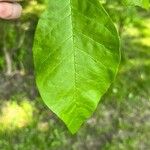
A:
[[126, 18, 150, 47], [37, 122, 49, 132], [124, 26, 140, 37], [112, 16, 150, 101], [23, 0, 46, 16], [0, 100, 34, 131], [139, 18, 150, 30], [136, 37, 150, 47], [120, 18, 150, 71]]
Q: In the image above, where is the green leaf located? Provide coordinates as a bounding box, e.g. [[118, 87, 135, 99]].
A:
[[33, 0, 120, 134], [123, 0, 150, 9]]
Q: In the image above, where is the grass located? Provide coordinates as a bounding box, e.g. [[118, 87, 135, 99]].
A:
[[0, 15, 150, 150]]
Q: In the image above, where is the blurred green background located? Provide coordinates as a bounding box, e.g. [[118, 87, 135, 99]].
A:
[[0, 0, 150, 150]]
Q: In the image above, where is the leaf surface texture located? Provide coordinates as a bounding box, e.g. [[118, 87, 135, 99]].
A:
[[33, 0, 120, 133]]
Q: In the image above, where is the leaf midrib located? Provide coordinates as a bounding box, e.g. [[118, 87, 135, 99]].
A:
[[68, 0, 78, 127]]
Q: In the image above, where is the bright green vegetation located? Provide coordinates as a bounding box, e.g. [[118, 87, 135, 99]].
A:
[[123, 0, 150, 8], [33, 0, 120, 133], [32, 0, 150, 133], [0, 11, 150, 150], [0, 0, 149, 149]]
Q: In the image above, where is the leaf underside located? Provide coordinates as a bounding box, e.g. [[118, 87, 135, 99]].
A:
[[33, 0, 120, 134]]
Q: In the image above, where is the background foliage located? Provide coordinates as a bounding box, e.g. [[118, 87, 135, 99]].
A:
[[0, 0, 149, 149]]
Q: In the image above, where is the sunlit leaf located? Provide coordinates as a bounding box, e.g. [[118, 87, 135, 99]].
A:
[[33, 0, 120, 133]]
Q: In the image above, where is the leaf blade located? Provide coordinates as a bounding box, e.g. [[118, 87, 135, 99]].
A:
[[33, 0, 120, 133]]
